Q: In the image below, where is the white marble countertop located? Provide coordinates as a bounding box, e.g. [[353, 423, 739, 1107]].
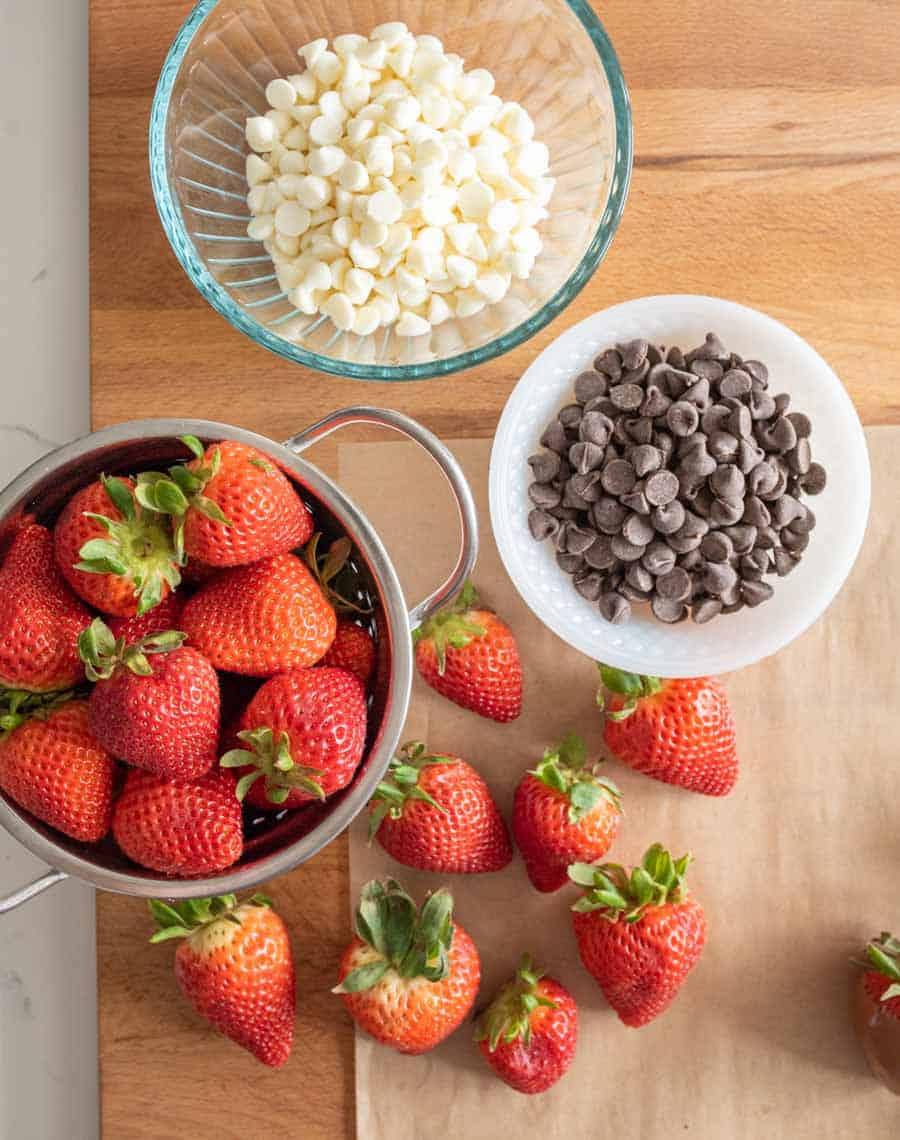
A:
[[0, 1, 98, 1137]]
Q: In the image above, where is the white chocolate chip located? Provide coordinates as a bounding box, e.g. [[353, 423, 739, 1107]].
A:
[[245, 116, 277, 152], [396, 310, 431, 337], [266, 78, 297, 110], [321, 291, 356, 330], [246, 154, 273, 187]]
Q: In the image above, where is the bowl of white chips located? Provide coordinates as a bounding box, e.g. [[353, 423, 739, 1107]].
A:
[[150, 0, 632, 379]]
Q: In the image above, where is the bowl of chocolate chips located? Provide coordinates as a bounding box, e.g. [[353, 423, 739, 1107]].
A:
[[489, 294, 870, 676]]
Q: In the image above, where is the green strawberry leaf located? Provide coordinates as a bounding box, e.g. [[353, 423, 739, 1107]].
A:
[[334, 960, 389, 994], [179, 435, 206, 460], [101, 475, 136, 522]]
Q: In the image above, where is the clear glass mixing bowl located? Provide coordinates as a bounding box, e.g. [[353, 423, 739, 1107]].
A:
[[150, 0, 632, 380]]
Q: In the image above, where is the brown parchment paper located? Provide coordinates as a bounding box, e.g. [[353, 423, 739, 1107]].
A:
[[339, 427, 899, 1140]]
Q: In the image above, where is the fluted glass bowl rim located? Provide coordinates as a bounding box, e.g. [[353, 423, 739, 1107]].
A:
[[149, 0, 633, 381]]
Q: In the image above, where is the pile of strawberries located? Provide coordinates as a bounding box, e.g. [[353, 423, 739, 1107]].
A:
[[138, 578, 747, 1090], [0, 435, 377, 877]]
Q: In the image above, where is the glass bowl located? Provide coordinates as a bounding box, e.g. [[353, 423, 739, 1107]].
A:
[[149, 0, 632, 380]]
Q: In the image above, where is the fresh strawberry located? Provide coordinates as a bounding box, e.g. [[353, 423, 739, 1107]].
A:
[[861, 933, 900, 1020], [475, 954, 578, 1094], [180, 553, 336, 676], [413, 581, 522, 723], [0, 696, 115, 842], [135, 436, 312, 567], [368, 741, 512, 873], [221, 667, 366, 810], [78, 618, 219, 781], [512, 733, 622, 893], [0, 524, 91, 691], [322, 619, 376, 686], [598, 665, 738, 796], [149, 893, 294, 1067], [569, 843, 707, 1027], [335, 879, 480, 1054], [112, 767, 243, 876], [54, 475, 181, 617], [108, 592, 184, 642]]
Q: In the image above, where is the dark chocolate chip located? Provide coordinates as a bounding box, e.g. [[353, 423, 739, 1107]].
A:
[[610, 534, 646, 562], [598, 592, 631, 624], [786, 437, 812, 475], [574, 571, 605, 601], [722, 599, 745, 615], [663, 368, 695, 400], [666, 346, 686, 369], [620, 487, 651, 516], [742, 579, 774, 607], [569, 441, 605, 474], [528, 451, 561, 483], [689, 360, 722, 386], [644, 469, 680, 506], [528, 509, 559, 541], [666, 400, 700, 437], [684, 378, 712, 409], [622, 512, 655, 547], [739, 549, 770, 581], [787, 411, 812, 438], [781, 528, 809, 554], [773, 392, 791, 415], [770, 494, 804, 528], [558, 403, 583, 429], [609, 383, 645, 412], [625, 417, 654, 445], [562, 481, 590, 510], [529, 482, 561, 508], [747, 460, 779, 497], [692, 597, 723, 624], [748, 389, 777, 421], [688, 332, 728, 363], [619, 338, 650, 371], [549, 506, 579, 522], [742, 496, 771, 528], [703, 561, 738, 596], [574, 370, 608, 403], [651, 499, 686, 534], [622, 360, 650, 385], [592, 497, 628, 534], [585, 535, 618, 570], [593, 349, 622, 378], [773, 547, 799, 576], [743, 359, 769, 385], [789, 505, 816, 534], [579, 411, 614, 447], [557, 551, 585, 574], [701, 404, 733, 434], [651, 596, 687, 623], [708, 498, 745, 527], [719, 369, 752, 399], [737, 438, 764, 474], [625, 563, 655, 593], [540, 420, 568, 453], [723, 524, 757, 554], [600, 458, 637, 496], [801, 462, 827, 495], [631, 444, 663, 478], [554, 524, 570, 552], [643, 540, 677, 576], [700, 532, 734, 562], [641, 385, 671, 418], [754, 525, 778, 550], [565, 525, 597, 555], [647, 344, 664, 366], [727, 405, 752, 439], [707, 430, 739, 462], [709, 463, 746, 501]]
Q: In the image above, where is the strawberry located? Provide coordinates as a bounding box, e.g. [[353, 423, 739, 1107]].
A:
[[0, 524, 91, 692], [512, 733, 622, 893], [180, 553, 336, 676], [149, 893, 294, 1067], [135, 436, 312, 567], [569, 843, 707, 1027], [598, 665, 738, 796], [475, 954, 578, 1094], [108, 591, 184, 642], [335, 879, 480, 1054], [79, 618, 220, 781], [413, 581, 522, 723], [322, 619, 376, 686], [112, 767, 243, 876], [221, 666, 367, 809], [0, 696, 115, 842], [54, 475, 181, 617], [861, 933, 900, 1020], [368, 741, 512, 873]]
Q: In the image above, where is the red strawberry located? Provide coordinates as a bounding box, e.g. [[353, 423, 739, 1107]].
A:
[[149, 893, 294, 1067], [512, 733, 622, 893], [861, 933, 900, 1020], [112, 767, 243, 876], [0, 696, 115, 842], [0, 524, 91, 691], [135, 436, 312, 567], [335, 880, 480, 1054], [180, 553, 336, 676], [599, 665, 738, 796], [368, 741, 512, 873], [569, 844, 707, 1027], [221, 667, 367, 810], [79, 618, 220, 781], [322, 619, 376, 686], [108, 592, 184, 642], [54, 475, 181, 617], [475, 954, 578, 1094], [413, 581, 522, 723]]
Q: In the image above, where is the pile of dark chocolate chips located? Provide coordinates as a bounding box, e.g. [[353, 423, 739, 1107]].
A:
[[527, 333, 828, 625]]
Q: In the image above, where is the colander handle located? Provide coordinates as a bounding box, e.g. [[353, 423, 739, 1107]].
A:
[[284, 406, 478, 630], [0, 868, 68, 915]]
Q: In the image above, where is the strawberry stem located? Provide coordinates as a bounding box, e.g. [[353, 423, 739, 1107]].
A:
[[530, 732, 621, 823], [596, 664, 664, 721], [77, 618, 186, 682], [865, 932, 900, 1002], [368, 741, 453, 841], [148, 893, 272, 943], [411, 579, 487, 673], [569, 843, 691, 923], [475, 953, 557, 1051], [220, 726, 325, 805]]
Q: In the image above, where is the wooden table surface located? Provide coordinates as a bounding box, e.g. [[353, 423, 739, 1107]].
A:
[[91, 2, 900, 1136]]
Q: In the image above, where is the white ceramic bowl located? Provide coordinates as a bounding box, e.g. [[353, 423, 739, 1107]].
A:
[[489, 294, 870, 676]]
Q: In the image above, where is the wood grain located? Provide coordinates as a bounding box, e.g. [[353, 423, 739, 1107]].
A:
[[91, 2, 900, 1136]]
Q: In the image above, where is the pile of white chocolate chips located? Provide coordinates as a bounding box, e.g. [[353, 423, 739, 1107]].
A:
[[243, 23, 554, 337]]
